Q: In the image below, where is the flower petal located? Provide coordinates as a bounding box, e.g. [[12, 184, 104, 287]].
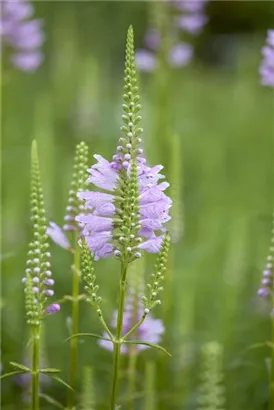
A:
[[138, 235, 164, 253]]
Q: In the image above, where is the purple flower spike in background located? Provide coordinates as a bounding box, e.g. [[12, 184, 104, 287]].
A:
[[0, 0, 45, 72], [260, 29, 274, 87], [136, 0, 208, 72]]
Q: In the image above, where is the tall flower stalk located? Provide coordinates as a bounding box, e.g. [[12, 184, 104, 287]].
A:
[[75, 26, 172, 409], [26, 141, 60, 409], [0, 141, 63, 409], [47, 142, 89, 409]]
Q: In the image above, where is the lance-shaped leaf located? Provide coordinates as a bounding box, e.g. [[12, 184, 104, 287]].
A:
[[0, 370, 28, 379], [39, 393, 65, 409], [66, 333, 112, 343], [10, 361, 31, 372], [39, 368, 62, 374], [124, 340, 171, 356], [48, 375, 73, 391]]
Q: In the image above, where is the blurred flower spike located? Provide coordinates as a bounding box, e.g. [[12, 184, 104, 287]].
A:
[[260, 29, 274, 87], [136, 0, 209, 71], [1, 0, 45, 72], [76, 26, 172, 261]]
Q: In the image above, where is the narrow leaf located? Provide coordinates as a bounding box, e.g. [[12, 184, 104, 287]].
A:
[[10, 361, 31, 372], [39, 393, 65, 409], [65, 333, 111, 342], [40, 368, 61, 374], [124, 340, 171, 356], [49, 375, 73, 391], [0, 370, 27, 379]]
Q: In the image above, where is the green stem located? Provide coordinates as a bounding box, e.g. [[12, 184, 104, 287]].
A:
[[98, 313, 115, 342], [123, 315, 146, 341], [67, 232, 81, 410], [128, 346, 137, 410], [110, 260, 128, 410], [31, 325, 40, 410]]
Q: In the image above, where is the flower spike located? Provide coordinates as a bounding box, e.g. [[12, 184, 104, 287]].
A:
[[142, 233, 170, 311], [23, 141, 60, 325], [77, 28, 172, 261]]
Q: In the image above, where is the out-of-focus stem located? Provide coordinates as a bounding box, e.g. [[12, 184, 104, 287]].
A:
[[128, 345, 137, 410], [110, 260, 128, 410], [31, 324, 40, 410], [67, 231, 81, 410]]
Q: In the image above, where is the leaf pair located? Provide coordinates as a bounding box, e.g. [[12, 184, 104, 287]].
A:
[[66, 333, 171, 356], [1, 362, 72, 391]]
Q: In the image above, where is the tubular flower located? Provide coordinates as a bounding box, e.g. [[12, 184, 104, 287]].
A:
[[76, 27, 172, 261], [98, 296, 165, 354], [0, 0, 45, 72], [259, 29, 274, 87], [136, 0, 208, 71]]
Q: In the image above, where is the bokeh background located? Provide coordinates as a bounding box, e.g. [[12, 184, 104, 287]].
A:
[[1, 1, 274, 409]]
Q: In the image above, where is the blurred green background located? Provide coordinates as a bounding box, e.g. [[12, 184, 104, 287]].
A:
[[1, 1, 274, 409]]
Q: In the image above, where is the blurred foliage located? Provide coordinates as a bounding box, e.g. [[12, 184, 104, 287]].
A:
[[1, 1, 274, 410]]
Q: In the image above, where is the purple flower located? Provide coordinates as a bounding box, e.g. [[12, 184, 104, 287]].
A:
[[1, 0, 45, 72], [260, 30, 274, 87], [144, 28, 161, 50], [76, 154, 172, 260], [257, 288, 270, 298], [176, 14, 208, 35], [168, 43, 193, 67], [135, 49, 157, 72], [98, 298, 164, 354], [46, 303, 60, 314], [46, 222, 72, 251]]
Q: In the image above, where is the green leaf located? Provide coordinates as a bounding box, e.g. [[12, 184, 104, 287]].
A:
[[39, 393, 65, 409], [124, 340, 171, 356], [65, 333, 111, 342], [0, 370, 27, 379], [48, 375, 73, 391], [10, 362, 31, 372], [39, 368, 61, 374]]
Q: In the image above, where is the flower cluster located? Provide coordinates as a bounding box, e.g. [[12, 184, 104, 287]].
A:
[[259, 29, 274, 87], [76, 27, 172, 261], [0, 0, 45, 72], [22, 141, 60, 326], [135, 0, 208, 72], [47, 142, 89, 251], [257, 217, 274, 301], [99, 296, 164, 354]]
